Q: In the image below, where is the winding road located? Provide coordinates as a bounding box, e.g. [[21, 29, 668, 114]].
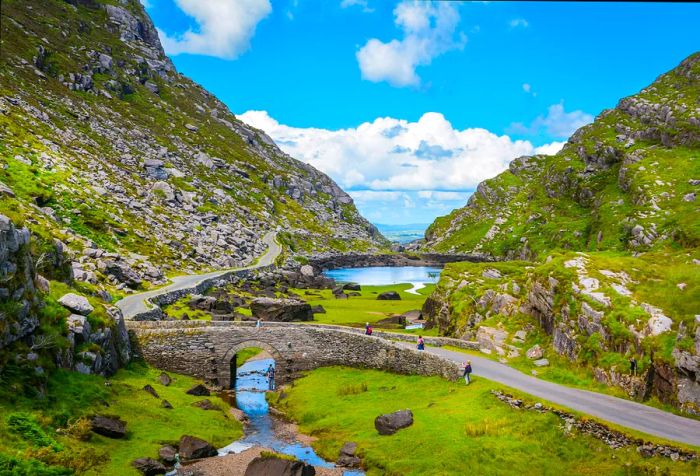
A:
[[116, 232, 280, 319], [416, 344, 700, 446]]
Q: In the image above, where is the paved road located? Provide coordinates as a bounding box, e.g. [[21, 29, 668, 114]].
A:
[[412, 344, 700, 446], [116, 232, 280, 319]]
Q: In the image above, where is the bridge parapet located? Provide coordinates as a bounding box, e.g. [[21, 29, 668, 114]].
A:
[[127, 321, 461, 389]]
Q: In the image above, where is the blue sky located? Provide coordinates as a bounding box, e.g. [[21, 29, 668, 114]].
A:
[[144, 0, 700, 225]]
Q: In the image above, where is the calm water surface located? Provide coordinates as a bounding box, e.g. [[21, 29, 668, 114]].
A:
[[324, 266, 442, 285]]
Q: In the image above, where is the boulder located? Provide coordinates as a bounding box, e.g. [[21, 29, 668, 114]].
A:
[[161, 400, 173, 409], [377, 291, 401, 301], [186, 384, 210, 396], [193, 399, 218, 411], [188, 295, 216, 311], [131, 457, 166, 476], [67, 314, 91, 344], [250, 298, 313, 322], [143, 384, 160, 399], [374, 409, 413, 435], [244, 456, 316, 476], [105, 260, 142, 288], [336, 441, 361, 468], [526, 344, 544, 360], [91, 415, 126, 438], [343, 283, 361, 291], [211, 299, 233, 315], [59, 293, 94, 316], [533, 358, 550, 367], [299, 265, 314, 277], [311, 305, 326, 314], [158, 372, 171, 386], [158, 445, 177, 464], [178, 435, 218, 461]]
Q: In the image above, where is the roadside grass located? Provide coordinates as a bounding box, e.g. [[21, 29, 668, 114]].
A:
[[161, 295, 210, 321], [270, 366, 699, 476], [0, 362, 242, 476], [292, 283, 435, 328]]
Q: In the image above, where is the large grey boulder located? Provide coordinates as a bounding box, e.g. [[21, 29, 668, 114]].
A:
[[374, 409, 414, 435], [59, 293, 94, 316], [244, 456, 316, 476], [186, 384, 210, 396], [158, 445, 177, 464], [91, 415, 126, 438], [336, 441, 361, 467], [178, 435, 217, 461], [67, 314, 91, 344], [250, 298, 313, 322], [105, 260, 142, 288]]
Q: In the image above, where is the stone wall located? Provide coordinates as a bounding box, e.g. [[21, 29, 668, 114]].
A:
[[127, 321, 462, 389]]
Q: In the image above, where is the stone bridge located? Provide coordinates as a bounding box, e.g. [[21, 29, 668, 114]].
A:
[[127, 321, 461, 389]]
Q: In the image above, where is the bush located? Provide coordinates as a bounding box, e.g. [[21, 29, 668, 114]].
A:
[[336, 382, 368, 396], [0, 452, 72, 476], [6, 413, 62, 451], [62, 417, 92, 442]]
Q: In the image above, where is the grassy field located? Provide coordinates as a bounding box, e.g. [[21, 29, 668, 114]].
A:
[[292, 283, 435, 328], [0, 363, 242, 475], [270, 367, 698, 476]]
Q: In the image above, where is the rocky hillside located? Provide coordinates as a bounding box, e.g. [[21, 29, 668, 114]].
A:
[[426, 53, 700, 258], [0, 0, 386, 296], [422, 54, 700, 413]]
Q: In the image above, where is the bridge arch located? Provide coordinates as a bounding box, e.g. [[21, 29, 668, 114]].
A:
[[220, 339, 284, 390]]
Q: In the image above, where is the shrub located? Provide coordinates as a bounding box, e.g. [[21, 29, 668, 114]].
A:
[[63, 417, 92, 441], [6, 413, 62, 451], [0, 452, 72, 476], [336, 382, 368, 396]]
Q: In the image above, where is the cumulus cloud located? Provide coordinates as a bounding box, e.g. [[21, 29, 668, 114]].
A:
[[509, 18, 529, 28], [158, 0, 272, 59], [508, 102, 594, 139], [239, 110, 568, 222], [356, 1, 465, 87]]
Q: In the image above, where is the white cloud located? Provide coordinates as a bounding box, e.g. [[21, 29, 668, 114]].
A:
[[509, 18, 529, 28], [535, 141, 566, 156], [356, 1, 465, 87], [522, 83, 531, 93], [508, 102, 594, 139], [341, 0, 374, 12], [158, 0, 272, 59], [238, 110, 564, 194]]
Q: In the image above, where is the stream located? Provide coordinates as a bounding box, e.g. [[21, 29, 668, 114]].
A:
[[217, 358, 364, 475]]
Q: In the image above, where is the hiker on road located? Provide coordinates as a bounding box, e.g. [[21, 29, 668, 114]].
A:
[[267, 364, 275, 390], [463, 361, 472, 385], [417, 335, 425, 351]]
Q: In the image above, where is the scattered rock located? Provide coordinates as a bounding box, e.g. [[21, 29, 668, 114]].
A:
[[131, 457, 166, 476], [337, 441, 361, 468], [374, 409, 414, 435], [161, 400, 173, 409], [58, 293, 94, 315], [311, 305, 326, 314], [343, 282, 361, 291], [159, 372, 171, 386], [526, 344, 544, 360], [158, 445, 177, 464], [91, 415, 126, 438], [482, 268, 502, 279], [193, 399, 218, 411], [143, 384, 160, 399], [377, 291, 401, 301], [186, 384, 210, 396], [244, 456, 316, 476], [178, 435, 218, 461], [533, 358, 550, 367], [299, 265, 314, 277], [250, 298, 313, 322]]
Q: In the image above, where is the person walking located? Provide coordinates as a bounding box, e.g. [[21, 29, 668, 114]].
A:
[[417, 335, 425, 351], [463, 361, 473, 385], [365, 322, 371, 335], [256, 319, 262, 328], [630, 356, 638, 376], [266, 364, 276, 390]]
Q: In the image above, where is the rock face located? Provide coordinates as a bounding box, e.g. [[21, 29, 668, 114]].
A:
[[91, 415, 127, 439], [250, 298, 313, 322], [374, 409, 414, 435], [0, 0, 387, 297], [178, 435, 218, 461], [245, 456, 316, 476]]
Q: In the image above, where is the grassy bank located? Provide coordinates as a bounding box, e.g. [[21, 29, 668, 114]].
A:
[[0, 363, 242, 475], [292, 283, 435, 328], [270, 366, 698, 476]]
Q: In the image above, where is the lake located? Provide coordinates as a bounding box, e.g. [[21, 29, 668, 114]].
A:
[[324, 266, 442, 285]]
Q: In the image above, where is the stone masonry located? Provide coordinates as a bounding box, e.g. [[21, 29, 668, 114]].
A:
[[127, 321, 462, 389]]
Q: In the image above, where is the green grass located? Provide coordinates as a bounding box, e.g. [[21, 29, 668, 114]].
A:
[[271, 367, 699, 476], [0, 363, 242, 475], [161, 295, 211, 321], [292, 283, 434, 328], [236, 347, 263, 367]]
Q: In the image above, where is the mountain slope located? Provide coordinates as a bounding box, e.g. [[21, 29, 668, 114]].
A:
[[426, 53, 700, 258], [0, 0, 386, 293], [422, 54, 700, 413]]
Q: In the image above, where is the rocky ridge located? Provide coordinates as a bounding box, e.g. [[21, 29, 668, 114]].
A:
[[0, 0, 386, 297]]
